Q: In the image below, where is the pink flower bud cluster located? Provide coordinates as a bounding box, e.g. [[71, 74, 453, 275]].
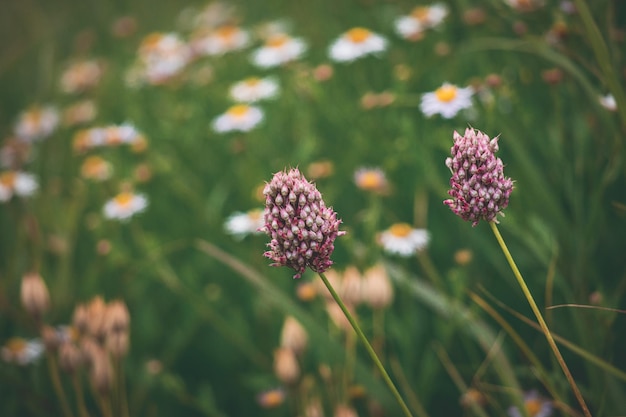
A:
[[444, 128, 514, 226], [262, 168, 345, 279]]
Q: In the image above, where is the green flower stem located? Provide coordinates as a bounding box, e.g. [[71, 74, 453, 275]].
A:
[[489, 222, 592, 417], [46, 352, 75, 417], [318, 272, 415, 417]]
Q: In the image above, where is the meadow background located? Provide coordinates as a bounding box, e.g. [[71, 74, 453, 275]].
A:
[[1, 0, 626, 416]]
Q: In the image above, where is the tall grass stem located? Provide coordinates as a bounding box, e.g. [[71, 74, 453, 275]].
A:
[[489, 222, 591, 417], [318, 272, 414, 417]]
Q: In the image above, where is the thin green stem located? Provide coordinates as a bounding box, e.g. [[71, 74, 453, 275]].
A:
[[489, 222, 592, 417], [72, 373, 90, 417], [318, 272, 415, 417], [46, 352, 75, 417]]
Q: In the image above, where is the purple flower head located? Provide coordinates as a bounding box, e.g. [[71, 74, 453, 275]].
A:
[[262, 168, 345, 279], [444, 128, 514, 226]]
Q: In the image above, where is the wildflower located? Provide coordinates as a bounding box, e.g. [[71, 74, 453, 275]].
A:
[[63, 99, 97, 126], [257, 388, 286, 408], [444, 128, 514, 226], [306, 160, 334, 179], [280, 316, 308, 356], [137, 32, 191, 84], [14, 105, 60, 142], [328, 27, 387, 62], [20, 272, 50, 320], [599, 94, 617, 111], [273, 347, 300, 384], [262, 168, 345, 279], [508, 390, 552, 417], [340, 266, 363, 306], [504, 0, 544, 12], [103, 191, 148, 220], [354, 167, 389, 194], [251, 33, 307, 68], [59, 59, 104, 94], [361, 263, 394, 309], [296, 281, 318, 301], [1, 337, 44, 365], [313, 64, 334, 81], [73, 124, 146, 152], [81, 156, 113, 181], [58, 341, 84, 374], [0, 170, 38, 202], [224, 208, 265, 239], [229, 77, 279, 103], [212, 104, 264, 133], [420, 82, 474, 118], [379, 223, 429, 256], [190, 24, 250, 56], [0, 138, 31, 169], [395, 3, 449, 41]]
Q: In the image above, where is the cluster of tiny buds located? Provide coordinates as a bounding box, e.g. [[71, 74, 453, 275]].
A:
[[262, 168, 345, 279], [444, 128, 514, 226]]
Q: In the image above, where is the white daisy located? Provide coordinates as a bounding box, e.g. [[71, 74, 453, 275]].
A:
[[379, 223, 429, 256], [229, 77, 279, 103], [328, 27, 387, 63], [0, 171, 38, 202], [599, 94, 617, 112], [420, 82, 474, 118], [251, 34, 307, 68], [212, 104, 264, 133], [60, 59, 104, 94], [395, 4, 448, 40], [191, 24, 250, 56], [224, 208, 265, 239], [507, 390, 552, 417], [80, 156, 112, 181], [103, 191, 148, 220], [354, 167, 389, 194], [1, 337, 44, 365], [137, 32, 191, 84], [14, 105, 60, 142]]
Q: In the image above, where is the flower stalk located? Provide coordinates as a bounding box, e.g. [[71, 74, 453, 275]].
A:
[[489, 221, 591, 417], [318, 271, 415, 417]]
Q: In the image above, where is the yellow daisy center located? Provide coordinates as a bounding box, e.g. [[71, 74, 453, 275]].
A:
[[248, 209, 263, 221], [266, 34, 289, 48], [525, 399, 542, 417], [359, 171, 383, 190], [411, 6, 430, 21], [346, 27, 371, 43], [82, 156, 106, 176], [259, 390, 285, 408], [216, 25, 238, 40], [435, 85, 458, 102], [114, 192, 134, 207], [5, 337, 27, 354], [142, 33, 164, 49], [25, 108, 43, 125], [389, 223, 413, 237], [244, 77, 261, 87], [0, 171, 16, 187], [228, 104, 250, 118]]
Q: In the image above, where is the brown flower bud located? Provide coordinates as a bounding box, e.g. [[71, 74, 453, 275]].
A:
[[89, 345, 113, 393], [104, 299, 130, 335], [280, 316, 308, 356], [106, 332, 129, 358], [59, 342, 84, 374], [20, 272, 50, 320], [361, 264, 394, 310], [273, 347, 300, 385]]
